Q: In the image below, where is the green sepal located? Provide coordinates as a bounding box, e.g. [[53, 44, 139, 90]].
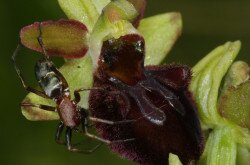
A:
[[58, 0, 109, 30], [21, 56, 93, 121], [189, 41, 241, 127], [197, 127, 237, 165], [138, 12, 182, 65]]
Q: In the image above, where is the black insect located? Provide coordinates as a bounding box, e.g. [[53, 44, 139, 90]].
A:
[[12, 24, 134, 153]]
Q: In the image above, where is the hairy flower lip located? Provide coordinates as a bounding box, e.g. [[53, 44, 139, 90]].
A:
[[90, 34, 204, 165]]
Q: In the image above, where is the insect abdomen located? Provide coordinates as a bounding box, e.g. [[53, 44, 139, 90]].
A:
[[35, 59, 63, 99]]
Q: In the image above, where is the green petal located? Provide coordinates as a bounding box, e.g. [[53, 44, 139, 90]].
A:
[[58, 0, 109, 30], [198, 127, 237, 165], [21, 56, 93, 121], [138, 12, 182, 65], [189, 41, 241, 127], [222, 61, 250, 92], [20, 19, 89, 59], [103, 0, 138, 23]]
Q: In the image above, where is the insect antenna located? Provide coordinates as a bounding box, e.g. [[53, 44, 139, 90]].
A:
[[37, 22, 50, 60]]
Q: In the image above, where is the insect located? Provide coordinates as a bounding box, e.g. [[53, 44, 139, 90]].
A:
[[89, 34, 204, 165], [12, 23, 135, 153]]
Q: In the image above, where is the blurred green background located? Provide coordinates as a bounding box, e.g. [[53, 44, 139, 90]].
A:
[[0, 0, 250, 165]]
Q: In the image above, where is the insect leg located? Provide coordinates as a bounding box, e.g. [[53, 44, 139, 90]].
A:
[[74, 87, 106, 104], [12, 44, 49, 99], [79, 107, 134, 125], [83, 124, 135, 144], [65, 127, 77, 151], [88, 117, 135, 125], [20, 102, 56, 111], [55, 122, 65, 144], [83, 143, 103, 153], [65, 127, 101, 154], [74, 87, 130, 114]]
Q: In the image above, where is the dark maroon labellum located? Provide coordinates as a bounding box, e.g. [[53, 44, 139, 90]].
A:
[[89, 34, 204, 165]]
